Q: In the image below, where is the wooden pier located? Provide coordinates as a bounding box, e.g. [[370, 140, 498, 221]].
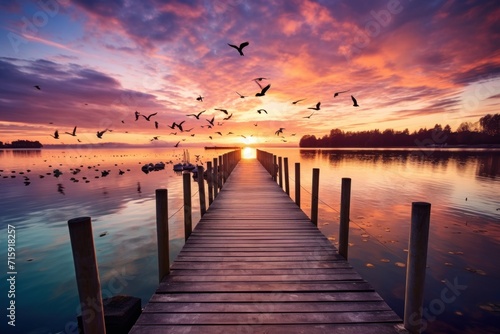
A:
[[130, 158, 405, 333]]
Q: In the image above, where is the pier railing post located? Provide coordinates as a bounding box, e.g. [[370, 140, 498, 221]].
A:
[[207, 161, 213, 205], [404, 202, 431, 334], [223, 153, 228, 183], [218, 155, 223, 188], [278, 156, 283, 189], [311, 168, 320, 226], [284, 157, 290, 196], [339, 178, 351, 260], [295, 162, 301, 207], [67, 217, 106, 334], [197, 165, 207, 216], [155, 189, 170, 283], [183, 173, 192, 241], [272, 155, 277, 181], [213, 158, 219, 198]]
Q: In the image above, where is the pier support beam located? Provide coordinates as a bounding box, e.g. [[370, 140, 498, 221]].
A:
[[183, 173, 192, 241], [295, 163, 301, 207], [311, 168, 320, 226], [339, 178, 351, 260], [156, 189, 170, 282]]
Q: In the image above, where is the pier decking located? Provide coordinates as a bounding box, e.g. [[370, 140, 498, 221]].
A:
[[130, 158, 404, 333]]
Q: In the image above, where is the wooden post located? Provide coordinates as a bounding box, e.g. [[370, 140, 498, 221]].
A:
[[295, 162, 301, 207], [207, 161, 213, 205], [218, 155, 223, 188], [278, 156, 283, 189], [197, 165, 206, 216], [284, 157, 290, 196], [339, 178, 351, 260], [404, 202, 431, 334], [155, 189, 169, 283], [311, 168, 320, 226], [183, 172, 192, 241], [67, 217, 106, 334], [213, 158, 218, 198], [272, 155, 277, 181], [223, 153, 228, 183]]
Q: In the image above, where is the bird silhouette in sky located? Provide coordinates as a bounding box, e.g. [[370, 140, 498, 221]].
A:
[[275, 128, 285, 136], [174, 141, 180, 147], [215, 108, 229, 115], [303, 112, 315, 119], [228, 41, 249, 56], [50, 130, 59, 139], [334, 90, 350, 97], [292, 98, 306, 104], [186, 110, 205, 119], [134, 111, 140, 121], [215, 131, 223, 136], [206, 116, 215, 126], [308, 102, 321, 110], [255, 84, 271, 97], [197, 95, 204, 102], [252, 77, 268, 89], [223, 113, 233, 120], [155, 121, 159, 129], [257, 109, 268, 114], [236, 91, 246, 98], [175, 120, 185, 132], [34, 85, 41, 90], [96, 129, 108, 139], [351, 95, 359, 107], [65, 126, 77, 136], [142, 112, 157, 121]]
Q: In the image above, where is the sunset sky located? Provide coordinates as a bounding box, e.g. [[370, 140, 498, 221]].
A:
[[1, 0, 500, 147]]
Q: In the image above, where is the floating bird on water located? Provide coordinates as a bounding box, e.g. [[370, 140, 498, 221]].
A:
[[257, 109, 268, 114], [275, 128, 285, 136], [65, 126, 77, 136], [292, 98, 306, 104], [186, 110, 206, 119], [96, 129, 108, 139], [51, 130, 59, 139], [142, 112, 157, 121], [351, 95, 359, 107], [34, 85, 41, 90], [228, 41, 249, 56], [334, 90, 350, 97], [308, 102, 321, 110], [255, 84, 271, 97]]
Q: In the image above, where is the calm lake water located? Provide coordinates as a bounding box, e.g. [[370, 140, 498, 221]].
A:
[[0, 146, 499, 334]]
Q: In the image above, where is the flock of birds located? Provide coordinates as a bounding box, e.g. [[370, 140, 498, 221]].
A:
[[35, 40, 360, 146]]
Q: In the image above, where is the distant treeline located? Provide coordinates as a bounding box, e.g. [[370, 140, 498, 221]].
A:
[[0, 140, 43, 148], [299, 114, 500, 148]]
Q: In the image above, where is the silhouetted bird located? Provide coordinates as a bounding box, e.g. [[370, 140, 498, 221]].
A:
[[174, 141, 180, 147], [215, 108, 229, 115], [154, 121, 159, 129], [223, 113, 233, 120], [215, 131, 222, 136], [228, 41, 249, 56], [51, 130, 59, 139], [308, 102, 321, 110], [135, 111, 140, 121], [351, 95, 359, 107], [96, 129, 108, 139], [142, 112, 157, 121], [186, 110, 206, 119], [257, 109, 268, 114], [255, 84, 270, 97], [206, 116, 215, 126], [334, 90, 350, 97], [197, 95, 204, 102], [275, 128, 285, 136], [236, 91, 246, 98], [34, 85, 41, 90], [65, 126, 77, 136], [175, 120, 185, 132], [292, 98, 306, 104], [303, 112, 314, 119]]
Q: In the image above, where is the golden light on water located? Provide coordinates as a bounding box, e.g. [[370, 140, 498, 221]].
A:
[[242, 147, 256, 159]]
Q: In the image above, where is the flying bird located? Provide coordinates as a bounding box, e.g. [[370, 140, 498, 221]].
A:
[[155, 121, 159, 129], [275, 128, 285, 136], [236, 91, 246, 98], [228, 41, 249, 56], [174, 141, 180, 147], [292, 98, 306, 104], [65, 126, 77, 136], [50, 130, 59, 139], [186, 110, 206, 119], [308, 102, 321, 110], [96, 129, 108, 139], [257, 109, 268, 114], [252, 77, 268, 89], [351, 95, 359, 107], [215, 108, 229, 115], [303, 112, 315, 119], [196, 95, 204, 102], [134, 111, 140, 121], [255, 84, 271, 97], [34, 85, 41, 90], [223, 113, 233, 120], [215, 131, 223, 136], [334, 89, 350, 97], [142, 112, 157, 121], [175, 120, 185, 132], [206, 116, 215, 126]]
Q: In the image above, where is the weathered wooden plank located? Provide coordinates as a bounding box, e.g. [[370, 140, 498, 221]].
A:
[[170, 261, 352, 270], [166, 273, 363, 282], [168, 268, 356, 276]]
